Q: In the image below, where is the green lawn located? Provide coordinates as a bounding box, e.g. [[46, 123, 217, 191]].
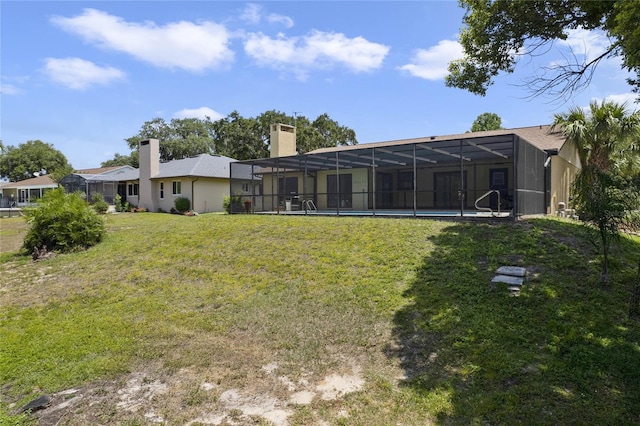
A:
[[1, 213, 639, 425]]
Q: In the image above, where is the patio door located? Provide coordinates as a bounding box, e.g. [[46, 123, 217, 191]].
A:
[[434, 171, 467, 209], [376, 172, 393, 208], [327, 174, 352, 208], [489, 168, 508, 210]]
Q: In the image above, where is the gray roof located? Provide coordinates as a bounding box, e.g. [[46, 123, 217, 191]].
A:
[[154, 154, 239, 179]]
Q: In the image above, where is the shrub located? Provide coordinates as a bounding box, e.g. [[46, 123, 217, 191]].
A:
[[223, 195, 242, 214], [175, 197, 191, 213], [114, 194, 126, 212], [92, 192, 109, 214], [21, 188, 106, 255]]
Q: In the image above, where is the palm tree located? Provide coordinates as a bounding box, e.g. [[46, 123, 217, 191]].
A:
[[551, 100, 640, 282]]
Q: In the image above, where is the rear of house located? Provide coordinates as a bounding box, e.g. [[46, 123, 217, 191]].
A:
[[229, 124, 580, 217]]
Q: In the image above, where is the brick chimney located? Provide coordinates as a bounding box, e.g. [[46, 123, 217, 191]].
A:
[[138, 139, 159, 211], [270, 124, 296, 158]]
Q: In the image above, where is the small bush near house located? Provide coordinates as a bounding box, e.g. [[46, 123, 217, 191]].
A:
[[114, 194, 126, 212], [21, 188, 106, 255], [174, 197, 191, 213], [92, 193, 109, 214], [223, 195, 242, 214]]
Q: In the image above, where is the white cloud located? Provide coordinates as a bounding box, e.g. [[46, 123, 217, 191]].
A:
[[559, 28, 611, 63], [240, 3, 262, 25], [244, 30, 389, 78], [173, 107, 225, 120], [398, 39, 463, 80], [0, 84, 23, 95], [592, 93, 639, 108], [240, 3, 294, 28], [267, 13, 294, 29], [44, 57, 125, 90], [51, 8, 234, 72]]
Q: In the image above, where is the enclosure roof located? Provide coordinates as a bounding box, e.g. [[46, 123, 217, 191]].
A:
[[309, 125, 565, 155], [153, 154, 241, 179], [75, 166, 123, 175], [70, 166, 139, 182], [240, 124, 563, 173]]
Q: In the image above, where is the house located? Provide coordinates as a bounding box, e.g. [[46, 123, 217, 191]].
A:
[[229, 124, 580, 217], [0, 175, 59, 207], [60, 166, 139, 204], [135, 139, 250, 213]]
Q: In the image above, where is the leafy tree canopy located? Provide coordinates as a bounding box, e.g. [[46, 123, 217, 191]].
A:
[[111, 111, 357, 163], [446, 0, 640, 100], [469, 112, 504, 132], [101, 152, 139, 168], [0, 140, 73, 182]]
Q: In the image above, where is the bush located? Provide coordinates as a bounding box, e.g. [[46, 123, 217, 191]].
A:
[[92, 192, 109, 214], [175, 197, 191, 213], [223, 195, 242, 214], [114, 194, 125, 212], [21, 188, 106, 255]]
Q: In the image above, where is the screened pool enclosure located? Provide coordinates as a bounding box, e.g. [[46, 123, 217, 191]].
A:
[[229, 132, 550, 218]]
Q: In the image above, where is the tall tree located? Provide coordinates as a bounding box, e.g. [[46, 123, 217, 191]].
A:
[[0, 140, 72, 182], [446, 1, 640, 100], [208, 111, 266, 160], [101, 152, 138, 168], [125, 117, 215, 162], [469, 112, 504, 132], [118, 111, 358, 163], [552, 101, 640, 282]]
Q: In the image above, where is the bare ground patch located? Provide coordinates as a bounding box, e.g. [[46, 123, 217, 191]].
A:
[[21, 361, 371, 426]]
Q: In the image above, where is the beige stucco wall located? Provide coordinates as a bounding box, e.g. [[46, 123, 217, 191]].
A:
[[316, 168, 369, 210], [151, 177, 230, 213], [549, 142, 581, 214]]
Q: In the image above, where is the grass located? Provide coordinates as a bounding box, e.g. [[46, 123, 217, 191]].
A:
[[1, 213, 639, 425]]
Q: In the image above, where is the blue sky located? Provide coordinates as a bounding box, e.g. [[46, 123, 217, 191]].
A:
[[2, 1, 637, 170]]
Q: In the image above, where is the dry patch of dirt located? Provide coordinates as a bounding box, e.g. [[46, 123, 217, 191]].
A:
[[23, 362, 367, 425]]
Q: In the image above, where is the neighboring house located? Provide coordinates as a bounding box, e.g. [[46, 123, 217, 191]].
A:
[[0, 175, 59, 207], [137, 139, 248, 213], [60, 166, 139, 204], [57, 146, 245, 213], [229, 124, 580, 217]]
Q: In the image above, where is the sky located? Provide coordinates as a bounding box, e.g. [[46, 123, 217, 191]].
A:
[[1, 1, 638, 170]]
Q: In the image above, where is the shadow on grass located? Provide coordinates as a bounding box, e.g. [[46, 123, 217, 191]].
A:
[[389, 219, 640, 424]]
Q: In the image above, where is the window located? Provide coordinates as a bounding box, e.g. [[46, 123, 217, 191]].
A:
[[397, 171, 414, 190], [128, 183, 139, 196], [172, 181, 181, 196], [241, 183, 249, 193], [159, 182, 164, 199]]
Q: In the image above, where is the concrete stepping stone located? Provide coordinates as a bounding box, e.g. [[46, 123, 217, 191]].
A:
[[496, 266, 526, 277], [491, 275, 524, 286]]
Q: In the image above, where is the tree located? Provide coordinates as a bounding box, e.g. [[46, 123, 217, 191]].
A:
[[208, 111, 266, 160], [0, 140, 72, 182], [125, 117, 215, 162], [469, 112, 504, 132], [446, 1, 640, 100], [101, 152, 138, 168], [551, 101, 640, 282], [117, 111, 358, 163]]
